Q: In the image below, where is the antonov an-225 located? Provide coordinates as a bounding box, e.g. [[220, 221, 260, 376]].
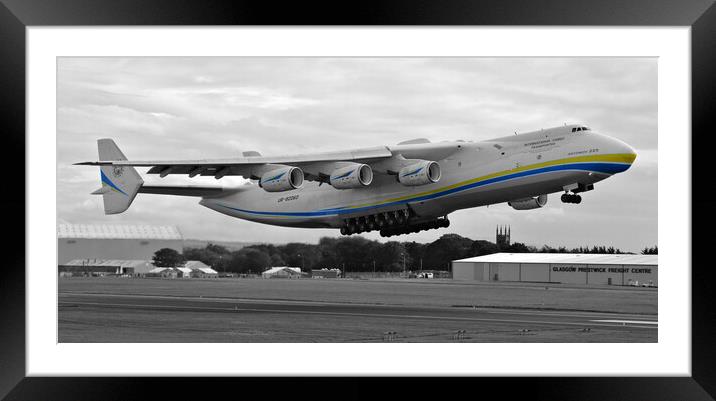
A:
[[77, 124, 637, 237]]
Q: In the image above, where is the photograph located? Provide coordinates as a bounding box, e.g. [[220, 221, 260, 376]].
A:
[[56, 56, 658, 343], [2, 0, 709, 395]]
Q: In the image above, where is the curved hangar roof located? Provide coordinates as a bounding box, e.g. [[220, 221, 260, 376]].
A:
[[58, 224, 182, 240], [62, 259, 151, 268], [454, 253, 657, 265]]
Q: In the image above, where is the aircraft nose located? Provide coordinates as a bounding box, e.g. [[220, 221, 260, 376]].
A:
[[607, 135, 637, 170], [617, 139, 637, 163]]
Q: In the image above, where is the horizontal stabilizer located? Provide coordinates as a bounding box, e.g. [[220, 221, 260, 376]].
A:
[[91, 187, 110, 195], [138, 185, 232, 197]]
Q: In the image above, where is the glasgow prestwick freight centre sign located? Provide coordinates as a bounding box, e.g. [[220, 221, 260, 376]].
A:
[[552, 266, 653, 274], [452, 256, 658, 286]]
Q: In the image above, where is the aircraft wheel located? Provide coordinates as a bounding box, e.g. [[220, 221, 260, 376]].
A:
[[561, 193, 569, 203], [340, 227, 347, 235], [575, 195, 582, 204]]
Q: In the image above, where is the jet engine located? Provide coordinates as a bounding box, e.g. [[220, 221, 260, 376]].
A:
[[508, 194, 548, 210], [259, 166, 304, 192], [329, 164, 373, 189], [397, 161, 441, 186]]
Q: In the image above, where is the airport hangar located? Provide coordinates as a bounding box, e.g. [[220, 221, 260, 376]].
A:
[[57, 224, 183, 265], [452, 253, 657, 286]]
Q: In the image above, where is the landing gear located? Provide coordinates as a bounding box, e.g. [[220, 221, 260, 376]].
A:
[[341, 210, 409, 236], [339, 209, 450, 237], [561, 183, 592, 204], [379, 217, 449, 237], [561, 193, 582, 204]]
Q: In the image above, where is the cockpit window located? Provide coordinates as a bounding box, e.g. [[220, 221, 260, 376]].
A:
[[582, 126, 590, 131], [571, 128, 576, 132], [576, 127, 582, 131]]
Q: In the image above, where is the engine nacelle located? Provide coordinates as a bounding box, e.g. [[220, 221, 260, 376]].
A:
[[330, 164, 373, 189], [259, 167, 304, 192], [397, 161, 441, 186], [508, 194, 548, 210]]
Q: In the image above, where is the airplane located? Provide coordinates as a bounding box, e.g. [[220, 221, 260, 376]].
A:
[[76, 123, 637, 237]]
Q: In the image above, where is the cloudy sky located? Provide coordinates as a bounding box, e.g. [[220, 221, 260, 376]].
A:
[[57, 57, 657, 252]]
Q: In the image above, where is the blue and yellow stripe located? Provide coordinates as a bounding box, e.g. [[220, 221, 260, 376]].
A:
[[218, 153, 636, 218], [100, 170, 128, 196]]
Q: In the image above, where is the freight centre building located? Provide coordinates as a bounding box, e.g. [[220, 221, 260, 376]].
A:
[[452, 253, 657, 286]]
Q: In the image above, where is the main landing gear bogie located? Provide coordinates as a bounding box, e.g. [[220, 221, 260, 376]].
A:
[[380, 218, 449, 238], [339, 209, 450, 237], [561, 193, 582, 204]]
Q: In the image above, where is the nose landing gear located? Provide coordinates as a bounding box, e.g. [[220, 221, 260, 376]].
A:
[[561, 183, 593, 204], [561, 193, 582, 204]]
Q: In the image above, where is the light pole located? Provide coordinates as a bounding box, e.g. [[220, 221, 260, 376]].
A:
[[298, 253, 304, 272]]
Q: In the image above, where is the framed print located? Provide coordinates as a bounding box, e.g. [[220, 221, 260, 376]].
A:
[[3, 0, 715, 399]]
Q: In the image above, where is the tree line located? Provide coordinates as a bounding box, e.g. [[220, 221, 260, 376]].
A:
[[641, 246, 658, 255], [175, 234, 652, 274]]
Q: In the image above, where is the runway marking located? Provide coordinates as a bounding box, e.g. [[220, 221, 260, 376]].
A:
[[59, 300, 657, 329], [59, 292, 397, 308], [59, 293, 657, 320], [590, 319, 658, 325], [472, 308, 656, 320]]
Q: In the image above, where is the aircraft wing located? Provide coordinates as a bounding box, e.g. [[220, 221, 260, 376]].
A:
[[76, 146, 393, 179], [75, 141, 462, 181]]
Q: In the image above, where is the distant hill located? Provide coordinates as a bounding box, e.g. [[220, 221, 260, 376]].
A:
[[183, 239, 262, 251]]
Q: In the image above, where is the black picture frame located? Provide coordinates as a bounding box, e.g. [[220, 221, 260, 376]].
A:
[[2, 0, 714, 399]]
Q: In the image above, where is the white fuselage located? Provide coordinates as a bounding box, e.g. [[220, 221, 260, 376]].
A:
[[199, 125, 636, 229]]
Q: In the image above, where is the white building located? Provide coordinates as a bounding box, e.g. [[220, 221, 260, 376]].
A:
[[57, 224, 183, 265], [146, 267, 179, 278], [184, 260, 218, 278], [452, 253, 657, 286], [262, 267, 302, 279]]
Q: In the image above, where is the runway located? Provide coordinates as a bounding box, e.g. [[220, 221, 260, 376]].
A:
[[59, 291, 657, 342]]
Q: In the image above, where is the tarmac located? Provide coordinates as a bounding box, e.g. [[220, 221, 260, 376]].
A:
[[58, 279, 657, 342]]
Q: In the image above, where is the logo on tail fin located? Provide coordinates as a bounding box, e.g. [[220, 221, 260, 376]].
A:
[[101, 170, 129, 196]]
